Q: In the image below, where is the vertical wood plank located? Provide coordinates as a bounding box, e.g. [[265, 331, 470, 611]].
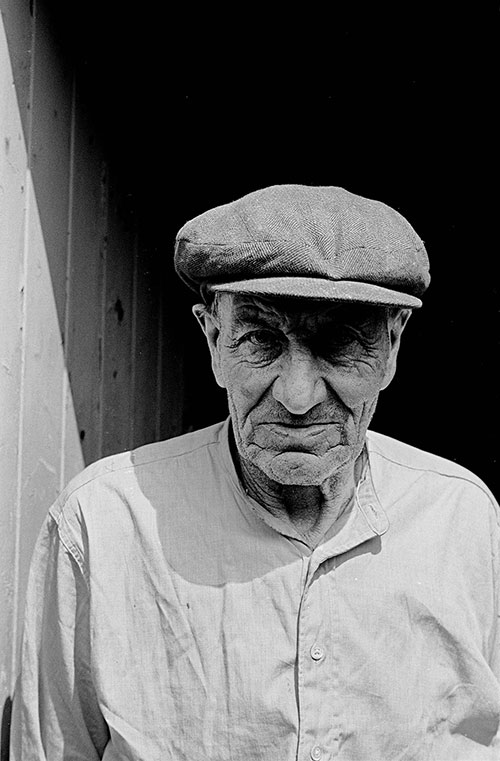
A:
[[101, 170, 135, 456], [64, 86, 107, 469], [17, 171, 66, 576], [28, 2, 72, 330], [0, 8, 31, 707], [60, 79, 85, 486], [131, 234, 161, 448], [0, 0, 33, 137], [15, 0, 73, 662], [158, 271, 186, 440]]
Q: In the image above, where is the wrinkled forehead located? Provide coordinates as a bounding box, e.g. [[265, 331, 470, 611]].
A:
[[217, 292, 391, 332]]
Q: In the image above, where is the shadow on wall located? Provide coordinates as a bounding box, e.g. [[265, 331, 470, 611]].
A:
[[1, 696, 11, 761], [3, 0, 189, 474]]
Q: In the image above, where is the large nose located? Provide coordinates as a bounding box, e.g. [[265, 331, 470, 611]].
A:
[[272, 346, 327, 415]]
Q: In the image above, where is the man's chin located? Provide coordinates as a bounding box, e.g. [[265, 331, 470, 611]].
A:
[[264, 451, 339, 486]]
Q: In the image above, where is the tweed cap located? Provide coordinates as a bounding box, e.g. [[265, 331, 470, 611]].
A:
[[174, 184, 430, 308]]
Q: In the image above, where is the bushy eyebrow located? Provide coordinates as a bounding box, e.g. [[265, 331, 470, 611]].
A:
[[231, 306, 379, 333], [230, 306, 282, 331], [226, 296, 391, 341]]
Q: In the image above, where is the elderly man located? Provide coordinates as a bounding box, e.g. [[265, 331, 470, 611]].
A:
[[12, 185, 499, 760]]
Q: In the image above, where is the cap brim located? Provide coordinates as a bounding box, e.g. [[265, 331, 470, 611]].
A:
[[209, 277, 422, 309]]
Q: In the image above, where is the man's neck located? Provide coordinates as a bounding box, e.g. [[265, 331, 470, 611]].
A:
[[238, 450, 367, 547]]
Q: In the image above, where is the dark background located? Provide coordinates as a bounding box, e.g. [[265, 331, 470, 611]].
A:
[[43, 2, 499, 496]]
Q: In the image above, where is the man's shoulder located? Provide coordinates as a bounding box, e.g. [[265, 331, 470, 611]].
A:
[[131, 420, 227, 467], [56, 420, 228, 508], [367, 429, 496, 502]]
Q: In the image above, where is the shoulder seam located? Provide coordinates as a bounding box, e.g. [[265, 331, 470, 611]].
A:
[[56, 437, 221, 506], [49, 512, 91, 590], [369, 448, 497, 506]]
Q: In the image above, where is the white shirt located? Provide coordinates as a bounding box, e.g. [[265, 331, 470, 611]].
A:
[[11, 420, 500, 760]]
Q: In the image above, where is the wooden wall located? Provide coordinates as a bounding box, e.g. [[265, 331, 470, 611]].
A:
[[0, 1, 184, 752]]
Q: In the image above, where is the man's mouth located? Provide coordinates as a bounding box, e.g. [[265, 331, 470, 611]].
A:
[[265, 422, 329, 436], [257, 422, 342, 450]]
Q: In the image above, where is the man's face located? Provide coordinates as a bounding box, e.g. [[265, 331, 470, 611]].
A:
[[197, 293, 408, 487]]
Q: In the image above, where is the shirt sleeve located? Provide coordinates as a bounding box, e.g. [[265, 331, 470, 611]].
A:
[[10, 512, 110, 760]]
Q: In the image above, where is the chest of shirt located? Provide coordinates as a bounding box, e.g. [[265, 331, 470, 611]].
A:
[[86, 517, 498, 761]]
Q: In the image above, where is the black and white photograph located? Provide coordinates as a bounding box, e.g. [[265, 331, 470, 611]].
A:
[[0, 3, 498, 759]]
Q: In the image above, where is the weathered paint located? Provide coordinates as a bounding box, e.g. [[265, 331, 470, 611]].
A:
[[102, 173, 135, 455], [64, 90, 107, 467], [159, 282, 186, 439], [14, 0, 75, 657], [59, 79, 85, 490], [0, 1, 177, 752], [28, 1, 73, 330], [132, 235, 161, 448], [15, 169, 78, 658], [0, 0, 32, 138], [0, 4, 30, 713]]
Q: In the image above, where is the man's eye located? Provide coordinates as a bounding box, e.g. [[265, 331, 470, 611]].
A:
[[245, 330, 280, 348], [312, 328, 364, 362], [231, 330, 283, 364], [237, 330, 284, 362]]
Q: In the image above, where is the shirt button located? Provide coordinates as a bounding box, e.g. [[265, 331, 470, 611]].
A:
[[310, 645, 325, 661], [310, 746, 322, 760]]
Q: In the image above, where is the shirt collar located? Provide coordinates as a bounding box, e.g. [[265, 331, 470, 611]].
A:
[[217, 417, 390, 555]]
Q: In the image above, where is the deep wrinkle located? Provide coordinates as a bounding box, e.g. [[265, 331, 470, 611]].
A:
[[225, 300, 389, 374], [196, 293, 409, 545]]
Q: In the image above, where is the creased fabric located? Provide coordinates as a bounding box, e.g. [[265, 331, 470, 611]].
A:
[[11, 420, 500, 760]]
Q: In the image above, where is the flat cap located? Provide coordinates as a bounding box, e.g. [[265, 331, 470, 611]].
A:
[[174, 184, 430, 308]]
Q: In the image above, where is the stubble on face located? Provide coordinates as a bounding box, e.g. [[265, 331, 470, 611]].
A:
[[212, 294, 394, 489]]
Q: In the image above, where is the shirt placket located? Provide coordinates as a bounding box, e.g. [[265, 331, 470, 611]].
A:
[[296, 549, 337, 761], [295, 471, 389, 761]]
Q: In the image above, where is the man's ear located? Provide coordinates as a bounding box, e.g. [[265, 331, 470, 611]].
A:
[[380, 309, 412, 390], [192, 304, 226, 389]]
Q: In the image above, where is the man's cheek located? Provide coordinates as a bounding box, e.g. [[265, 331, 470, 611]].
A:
[[225, 364, 271, 402], [224, 382, 265, 438], [331, 365, 387, 410]]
